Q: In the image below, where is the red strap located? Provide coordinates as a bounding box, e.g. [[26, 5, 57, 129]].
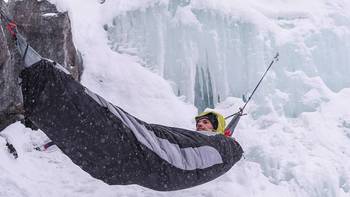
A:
[[6, 21, 17, 37], [224, 129, 233, 137]]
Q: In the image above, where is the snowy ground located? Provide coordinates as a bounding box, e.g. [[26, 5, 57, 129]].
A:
[[1, 88, 350, 196], [1, 0, 350, 196]]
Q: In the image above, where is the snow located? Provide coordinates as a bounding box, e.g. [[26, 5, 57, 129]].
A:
[[42, 13, 58, 17], [1, 0, 350, 196]]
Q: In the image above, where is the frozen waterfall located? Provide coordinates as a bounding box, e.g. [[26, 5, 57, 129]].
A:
[[105, 0, 350, 116]]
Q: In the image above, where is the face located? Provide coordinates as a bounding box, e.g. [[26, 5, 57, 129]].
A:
[[196, 118, 214, 131]]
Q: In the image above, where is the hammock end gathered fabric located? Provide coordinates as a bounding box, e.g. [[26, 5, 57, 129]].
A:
[[1, 10, 42, 68], [16, 34, 42, 68]]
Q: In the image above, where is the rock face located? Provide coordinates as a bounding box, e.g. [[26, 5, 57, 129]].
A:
[[0, 0, 83, 130], [0, 1, 23, 131], [8, 0, 83, 80]]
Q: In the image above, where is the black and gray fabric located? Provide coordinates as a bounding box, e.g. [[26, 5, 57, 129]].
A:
[[20, 59, 243, 191], [16, 33, 42, 67]]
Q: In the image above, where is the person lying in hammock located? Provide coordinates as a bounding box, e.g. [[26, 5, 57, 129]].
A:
[[20, 58, 243, 191], [195, 111, 226, 133]]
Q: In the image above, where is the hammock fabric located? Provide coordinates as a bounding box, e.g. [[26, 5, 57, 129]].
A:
[[20, 59, 243, 191]]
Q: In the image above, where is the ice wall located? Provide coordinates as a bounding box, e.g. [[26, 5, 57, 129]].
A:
[[105, 0, 350, 116]]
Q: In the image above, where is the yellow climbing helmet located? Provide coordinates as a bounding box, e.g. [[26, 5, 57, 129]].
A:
[[195, 111, 226, 134]]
